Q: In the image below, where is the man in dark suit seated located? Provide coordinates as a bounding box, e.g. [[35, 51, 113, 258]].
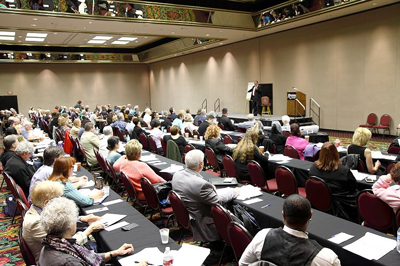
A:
[[171, 150, 239, 244], [239, 195, 340, 266], [220, 108, 235, 131], [198, 111, 216, 136], [4, 140, 36, 197], [0, 134, 19, 167]]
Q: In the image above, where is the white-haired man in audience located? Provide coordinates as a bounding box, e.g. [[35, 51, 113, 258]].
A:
[[237, 114, 256, 129], [110, 113, 127, 134], [281, 115, 291, 132], [99, 126, 113, 158]]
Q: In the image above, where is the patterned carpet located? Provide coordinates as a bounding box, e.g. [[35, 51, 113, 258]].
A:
[[0, 130, 395, 266]]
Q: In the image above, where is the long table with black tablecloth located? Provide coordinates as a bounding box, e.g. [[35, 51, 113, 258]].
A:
[[76, 167, 180, 265], [234, 192, 398, 266]]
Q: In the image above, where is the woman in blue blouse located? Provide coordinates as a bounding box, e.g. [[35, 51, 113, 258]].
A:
[[107, 136, 122, 165], [48, 157, 104, 207]]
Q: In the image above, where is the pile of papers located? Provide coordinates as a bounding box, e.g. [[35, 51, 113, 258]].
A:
[[235, 185, 262, 200]]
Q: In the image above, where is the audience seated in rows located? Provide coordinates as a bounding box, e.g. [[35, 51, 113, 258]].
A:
[[48, 157, 104, 207], [113, 139, 165, 201], [285, 123, 309, 160], [164, 125, 187, 156], [107, 136, 122, 165], [220, 108, 235, 131], [233, 131, 269, 182], [239, 195, 340, 266], [80, 122, 99, 166], [99, 126, 113, 158], [347, 127, 382, 174], [373, 162, 400, 212]]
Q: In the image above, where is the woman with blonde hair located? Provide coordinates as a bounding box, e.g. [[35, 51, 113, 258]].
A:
[[348, 127, 381, 174], [182, 113, 198, 135], [113, 139, 165, 200], [48, 157, 104, 207], [233, 131, 269, 181], [70, 118, 81, 139], [205, 125, 234, 164]]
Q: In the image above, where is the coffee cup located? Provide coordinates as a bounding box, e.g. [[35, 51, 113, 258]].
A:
[[259, 146, 265, 153]]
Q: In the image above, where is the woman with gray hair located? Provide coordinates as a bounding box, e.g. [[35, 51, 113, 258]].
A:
[[39, 197, 145, 266], [269, 121, 287, 154]]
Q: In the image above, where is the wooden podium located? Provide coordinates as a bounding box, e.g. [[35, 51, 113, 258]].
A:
[[287, 91, 306, 116]]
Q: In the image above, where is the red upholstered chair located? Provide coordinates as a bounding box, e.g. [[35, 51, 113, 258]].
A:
[[237, 137, 243, 143], [105, 160, 124, 194], [386, 162, 396, 175], [18, 227, 36, 266], [192, 129, 200, 137], [247, 160, 277, 193], [94, 149, 108, 175], [139, 133, 149, 151], [387, 144, 400, 155], [184, 127, 193, 138], [222, 155, 238, 178], [120, 171, 147, 212], [218, 123, 225, 130], [283, 131, 291, 137], [223, 135, 233, 144], [3, 172, 18, 200], [160, 138, 167, 155], [396, 209, 400, 231], [205, 147, 221, 174], [43, 120, 50, 134], [141, 121, 148, 127], [305, 176, 334, 214], [55, 128, 64, 143], [275, 166, 306, 198], [169, 191, 191, 244], [357, 190, 396, 235], [357, 159, 367, 173], [373, 114, 391, 137], [227, 221, 253, 262], [237, 127, 246, 133], [211, 204, 233, 266], [16, 199, 29, 220], [12, 183, 30, 223], [284, 145, 300, 160], [140, 177, 174, 224], [184, 144, 195, 153], [112, 127, 125, 142], [359, 113, 378, 129], [148, 136, 159, 154]]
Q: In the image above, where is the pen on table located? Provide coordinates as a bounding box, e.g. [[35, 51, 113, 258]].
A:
[[134, 261, 154, 266], [261, 204, 271, 208]]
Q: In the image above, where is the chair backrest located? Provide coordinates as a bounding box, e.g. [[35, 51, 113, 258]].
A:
[[386, 162, 396, 175], [284, 145, 300, 159], [94, 149, 108, 173], [396, 209, 400, 232], [205, 147, 219, 171], [192, 129, 199, 137], [55, 128, 64, 143], [169, 191, 190, 229], [222, 155, 237, 177], [141, 121, 148, 127], [112, 127, 125, 142], [218, 123, 225, 130], [357, 190, 395, 234], [379, 114, 391, 127], [160, 138, 167, 155], [247, 160, 268, 189], [237, 137, 243, 143], [305, 176, 333, 212], [282, 131, 291, 137], [275, 166, 298, 197], [184, 127, 193, 138], [211, 204, 233, 245], [105, 160, 120, 187], [43, 120, 50, 133], [223, 135, 233, 144], [261, 96, 270, 107], [366, 113, 378, 125], [139, 133, 149, 150], [357, 159, 367, 173], [271, 143, 277, 154], [227, 221, 253, 262], [387, 145, 400, 155], [14, 183, 30, 208], [16, 199, 29, 219], [18, 227, 36, 266], [184, 144, 195, 153], [3, 172, 18, 198], [148, 136, 158, 153], [120, 171, 140, 203], [140, 177, 160, 211]]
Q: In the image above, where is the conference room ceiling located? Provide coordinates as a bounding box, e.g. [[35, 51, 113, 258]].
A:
[[0, 0, 398, 63]]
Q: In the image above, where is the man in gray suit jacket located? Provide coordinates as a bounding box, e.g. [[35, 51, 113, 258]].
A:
[[171, 149, 238, 243]]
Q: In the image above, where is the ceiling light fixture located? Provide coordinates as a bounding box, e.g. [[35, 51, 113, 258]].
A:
[[31, 24, 37, 27], [205, 34, 210, 36], [27, 33, 48, 37], [0, 31, 15, 36], [93, 36, 113, 40], [25, 37, 45, 42], [118, 37, 137, 41], [88, 40, 106, 44], [111, 41, 129, 45], [0, 36, 15, 41]]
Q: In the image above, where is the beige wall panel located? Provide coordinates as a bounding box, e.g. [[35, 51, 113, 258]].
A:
[[0, 64, 150, 115]]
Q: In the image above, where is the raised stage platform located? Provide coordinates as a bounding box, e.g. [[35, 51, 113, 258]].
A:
[[214, 112, 315, 127]]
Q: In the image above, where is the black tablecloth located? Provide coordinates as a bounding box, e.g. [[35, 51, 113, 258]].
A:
[[235, 192, 398, 266]]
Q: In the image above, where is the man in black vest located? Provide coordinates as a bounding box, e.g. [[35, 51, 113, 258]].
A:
[[239, 195, 340, 266]]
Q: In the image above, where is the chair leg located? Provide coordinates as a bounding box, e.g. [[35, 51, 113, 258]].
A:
[[217, 243, 227, 266], [0, 178, 5, 190], [178, 228, 183, 244]]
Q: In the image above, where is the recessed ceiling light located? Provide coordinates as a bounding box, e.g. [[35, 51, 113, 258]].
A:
[[0, 31, 15, 36], [89, 21, 93, 24], [219, 30, 222, 33], [27, 33, 48, 37], [219, 43, 223, 45], [205, 34, 210, 36], [135, 41, 138, 43], [18, 36, 22, 38], [203, 47, 207, 49], [144, 37, 147, 39], [111, 41, 129, 45], [33, 18, 38, 20], [25, 37, 45, 42], [31, 24, 37, 27], [83, 27, 86, 30], [372, 2, 377, 5], [171, 32, 175, 34], [88, 40, 106, 44], [118, 37, 137, 41], [93, 36, 113, 40], [54, 33, 58, 35], [0, 36, 15, 41]]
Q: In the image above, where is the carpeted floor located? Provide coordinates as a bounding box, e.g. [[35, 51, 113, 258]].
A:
[[0, 130, 396, 266]]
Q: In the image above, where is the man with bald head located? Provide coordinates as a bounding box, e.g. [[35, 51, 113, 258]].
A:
[[239, 195, 340, 266]]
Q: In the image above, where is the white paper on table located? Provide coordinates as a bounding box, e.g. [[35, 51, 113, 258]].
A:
[[174, 243, 210, 266], [236, 185, 263, 200], [85, 206, 109, 214], [81, 180, 95, 188], [275, 160, 291, 164], [371, 151, 397, 160], [269, 154, 292, 162], [102, 198, 123, 206], [105, 221, 129, 232], [94, 186, 110, 204], [147, 160, 162, 164], [160, 165, 184, 173], [243, 198, 263, 205], [188, 140, 205, 145], [140, 154, 158, 162], [153, 162, 168, 166], [328, 232, 354, 244], [343, 232, 396, 260], [119, 247, 165, 266], [336, 146, 348, 153], [98, 213, 127, 227], [350, 170, 373, 181]]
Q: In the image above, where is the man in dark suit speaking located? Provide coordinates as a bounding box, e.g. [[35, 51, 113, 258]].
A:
[[247, 80, 262, 116]]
